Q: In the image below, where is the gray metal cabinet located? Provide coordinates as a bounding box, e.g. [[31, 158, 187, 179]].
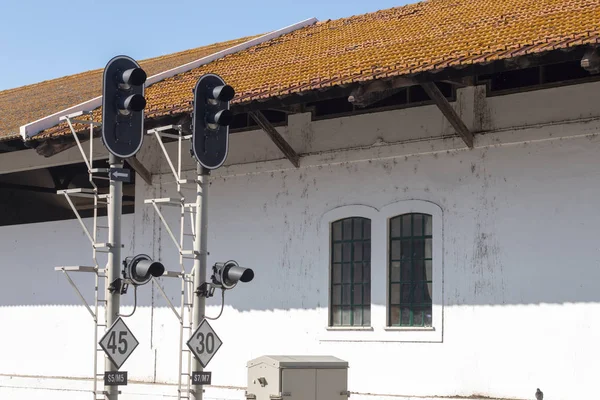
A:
[[282, 368, 316, 400], [246, 355, 349, 400]]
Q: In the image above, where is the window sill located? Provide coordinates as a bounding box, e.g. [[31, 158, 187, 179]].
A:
[[326, 326, 374, 332], [319, 325, 442, 343], [384, 327, 435, 332]]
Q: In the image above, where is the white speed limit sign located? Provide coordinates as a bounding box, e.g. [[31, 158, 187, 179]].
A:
[[99, 317, 139, 369], [186, 319, 223, 368]]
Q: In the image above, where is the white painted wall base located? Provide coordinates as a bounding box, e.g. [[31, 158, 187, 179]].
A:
[[0, 375, 245, 400], [0, 375, 529, 400]]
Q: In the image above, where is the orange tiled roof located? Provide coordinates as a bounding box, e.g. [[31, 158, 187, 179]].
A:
[[0, 35, 262, 141], [36, 0, 600, 139]]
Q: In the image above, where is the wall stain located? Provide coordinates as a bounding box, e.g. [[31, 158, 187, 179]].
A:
[[470, 152, 506, 303], [301, 185, 309, 199], [381, 161, 393, 175], [300, 118, 315, 152], [474, 84, 492, 131]]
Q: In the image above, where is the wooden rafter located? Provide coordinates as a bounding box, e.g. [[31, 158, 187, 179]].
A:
[[348, 76, 416, 107], [440, 76, 475, 88], [420, 82, 474, 148], [126, 155, 152, 186], [249, 111, 300, 168]]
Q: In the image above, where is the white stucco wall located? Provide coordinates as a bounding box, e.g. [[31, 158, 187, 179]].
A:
[[1, 82, 600, 400]]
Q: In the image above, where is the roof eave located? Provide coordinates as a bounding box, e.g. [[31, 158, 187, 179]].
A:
[[19, 17, 318, 142]]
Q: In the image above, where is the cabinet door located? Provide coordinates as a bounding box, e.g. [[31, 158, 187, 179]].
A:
[[281, 369, 316, 400], [316, 369, 347, 400]]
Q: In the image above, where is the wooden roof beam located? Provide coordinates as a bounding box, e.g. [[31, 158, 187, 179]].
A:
[[420, 82, 474, 148], [125, 155, 152, 186], [440, 76, 475, 88], [249, 111, 300, 168], [348, 76, 416, 108]]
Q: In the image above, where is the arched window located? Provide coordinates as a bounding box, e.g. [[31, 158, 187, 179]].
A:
[[330, 217, 371, 327], [388, 213, 433, 327]]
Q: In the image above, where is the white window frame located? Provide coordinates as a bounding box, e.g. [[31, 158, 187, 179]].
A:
[[320, 205, 378, 331], [318, 200, 444, 343]]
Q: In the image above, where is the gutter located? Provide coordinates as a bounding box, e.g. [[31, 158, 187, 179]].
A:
[[19, 17, 318, 141]]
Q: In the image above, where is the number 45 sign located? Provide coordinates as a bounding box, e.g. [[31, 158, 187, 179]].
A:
[[186, 319, 223, 368], [99, 317, 139, 369]]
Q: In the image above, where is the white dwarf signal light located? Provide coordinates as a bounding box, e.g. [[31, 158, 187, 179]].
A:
[[211, 260, 254, 290], [122, 254, 165, 286]]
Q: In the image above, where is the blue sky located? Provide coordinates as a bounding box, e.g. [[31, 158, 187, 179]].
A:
[[0, 0, 410, 91]]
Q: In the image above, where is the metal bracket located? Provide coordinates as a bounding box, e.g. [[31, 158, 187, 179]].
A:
[[148, 125, 187, 183], [145, 199, 184, 252], [60, 112, 97, 172], [119, 281, 130, 295], [195, 282, 216, 298], [55, 266, 97, 321], [108, 278, 122, 294], [152, 278, 182, 322]]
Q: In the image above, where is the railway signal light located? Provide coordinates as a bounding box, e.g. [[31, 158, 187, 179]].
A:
[[192, 73, 235, 169], [102, 55, 147, 159]]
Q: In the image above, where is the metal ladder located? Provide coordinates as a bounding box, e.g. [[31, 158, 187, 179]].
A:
[[145, 125, 200, 399], [52, 111, 114, 400]]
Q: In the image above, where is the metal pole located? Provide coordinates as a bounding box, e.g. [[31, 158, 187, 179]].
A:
[[105, 153, 123, 400], [191, 164, 208, 400]]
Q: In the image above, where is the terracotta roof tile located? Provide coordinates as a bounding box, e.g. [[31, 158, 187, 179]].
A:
[[0, 35, 261, 141], [32, 0, 600, 139]]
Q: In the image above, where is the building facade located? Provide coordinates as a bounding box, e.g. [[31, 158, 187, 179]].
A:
[[1, 78, 599, 400], [1, 1, 600, 399]]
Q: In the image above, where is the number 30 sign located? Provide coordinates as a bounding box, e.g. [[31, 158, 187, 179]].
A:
[[186, 319, 223, 368]]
